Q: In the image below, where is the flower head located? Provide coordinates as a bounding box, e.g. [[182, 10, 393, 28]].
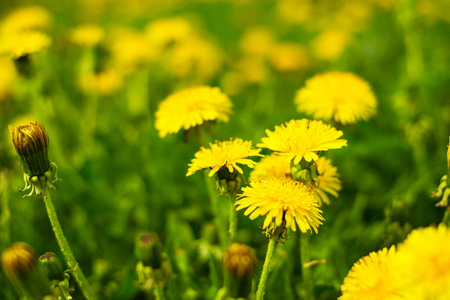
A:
[[393, 225, 450, 300], [258, 119, 347, 164], [223, 243, 257, 278], [249, 154, 291, 182], [70, 24, 104, 48], [0, 6, 51, 34], [309, 157, 341, 205], [187, 138, 262, 177], [0, 31, 51, 59], [9, 121, 59, 197], [268, 43, 310, 73], [1, 242, 38, 279], [295, 72, 377, 125], [156, 86, 233, 138], [236, 177, 324, 233], [340, 247, 402, 300]]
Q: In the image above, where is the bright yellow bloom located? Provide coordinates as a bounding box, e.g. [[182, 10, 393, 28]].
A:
[[310, 157, 341, 205], [145, 17, 195, 51], [295, 72, 377, 125], [0, 57, 17, 101], [70, 24, 104, 48], [0, 6, 51, 34], [258, 119, 347, 164], [268, 43, 310, 72], [155, 86, 233, 138], [236, 177, 323, 233], [340, 247, 402, 300], [0, 31, 51, 59], [394, 225, 450, 300], [168, 37, 223, 82], [186, 138, 262, 177], [249, 154, 291, 182], [311, 28, 351, 61]]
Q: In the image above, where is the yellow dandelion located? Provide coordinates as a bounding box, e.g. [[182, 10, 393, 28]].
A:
[[340, 247, 402, 300], [78, 68, 123, 96], [258, 119, 347, 164], [236, 177, 323, 233], [249, 154, 291, 182], [0, 6, 51, 34], [0, 31, 51, 59], [239, 27, 275, 57], [393, 225, 450, 300], [0, 56, 17, 101], [295, 72, 377, 125], [268, 43, 310, 73], [145, 17, 195, 51], [309, 157, 341, 205], [186, 138, 262, 177], [168, 37, 223, 82], [311, 28, 351, 61], [70, 24, 104, 48], [235, 56, 269, 84], [155, 86, 232, 138]]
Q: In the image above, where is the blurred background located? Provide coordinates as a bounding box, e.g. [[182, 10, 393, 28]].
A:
[[1, 0, 450, 299]]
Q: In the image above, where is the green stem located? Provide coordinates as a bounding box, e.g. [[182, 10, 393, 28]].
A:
[[300, 233, 313, 300], [228, 197, 237, 244], [256, 237, 277, 300], [153, 283, 165, 300], [42, 188, 97, 300], [204, 172, 227, 249]]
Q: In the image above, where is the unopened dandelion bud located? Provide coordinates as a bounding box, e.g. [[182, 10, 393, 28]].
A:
[[135, 232, 163, 269], [39, 252, 65, 282], [223, 243, 257, 298], [216, 167, 241, 196], [1, 243, 51, 298], [9, 121, 60, 197]]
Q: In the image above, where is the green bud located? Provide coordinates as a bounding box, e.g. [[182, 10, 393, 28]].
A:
[[39, 252, 65, 282], [291, 157, 319, 184], [135, 232, 163, 269], [216, 167, 241, 196]]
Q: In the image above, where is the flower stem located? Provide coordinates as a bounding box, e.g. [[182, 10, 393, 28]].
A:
[[42, 188, 97, 300], [228, 197, 237, 244], [300, 233, 313, 300], [153, 283, 165, 300], [204, 172, 227, 249], [256, 237, 277, 300]]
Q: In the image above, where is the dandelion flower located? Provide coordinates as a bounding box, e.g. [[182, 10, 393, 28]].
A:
[[340, 247, 402, 300], [0, 56, 17, 101], [236, 177, 324, 233], [309, 157, 341, 205], [0, 6, 51, 34], [0, 31, 51, 59], [239, 27, 275, 57], [186, 138, 262, 177], [155, 86, 232, 138], [295, 72, 377, 125], [70, 24, 104, 48], [145, 17, 195, 51], [268, 43, 310, 73], [249, 154, 291, 181], [258, 119, 347, 164], [78, 68, 123, 96], [311, 29, 351, 61], [393, 225, 450, 300]]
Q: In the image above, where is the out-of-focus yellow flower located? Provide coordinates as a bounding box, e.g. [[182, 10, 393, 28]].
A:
[[0, 6, 51, 34], [417, 0, 450, 24], [79, 68, 123, 96], [239, 27, 275, 57], [220, 71, 245, 96], [145, 17, 195, 52], [394, 225, 450, 300], [0, 57, 17, 101], [268, 43, 310, 72], [236, 177, 324, 233], [309, 157, 341, 205], [311, 28, 351, 61], [108, 28, 155, 74], [223, 243, 257, 278], [187, 138, 262, 177], [340, 247, 401, 300], [249, 154, 290, 182], [0, 31, 51, 59], [276, 0, 312, 25], [235, 56, 269, 84], [155, 86, 232, 138], [258, 119, 347, 164], [168, 37, 223, 82], [295, 72, 377, 125], [70, 24, 104, 48]]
